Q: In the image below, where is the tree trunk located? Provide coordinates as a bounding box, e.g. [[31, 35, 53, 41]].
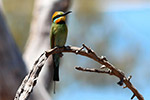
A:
[[24, 0, 71, 90], [0, 0, 70, 99], [0, 1, 27, 100]]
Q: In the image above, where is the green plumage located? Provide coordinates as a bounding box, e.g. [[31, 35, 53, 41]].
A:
[[50, 22, 68, 81]]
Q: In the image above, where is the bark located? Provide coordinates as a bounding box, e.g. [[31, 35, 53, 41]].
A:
[[23, 0, 71, 90], [0, 1, 27, 100]]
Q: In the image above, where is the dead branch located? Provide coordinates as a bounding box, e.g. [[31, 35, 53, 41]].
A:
[[14, 44, 144, 100]]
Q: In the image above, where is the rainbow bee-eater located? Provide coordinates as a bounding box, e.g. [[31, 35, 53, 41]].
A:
[[50, 11, 72, 82]]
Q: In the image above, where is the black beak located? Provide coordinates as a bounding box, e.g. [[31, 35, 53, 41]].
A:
[[62, 11, 72, 16]]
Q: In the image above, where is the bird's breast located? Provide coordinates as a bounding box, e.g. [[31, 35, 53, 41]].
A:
[[52, 23, 68, 47]]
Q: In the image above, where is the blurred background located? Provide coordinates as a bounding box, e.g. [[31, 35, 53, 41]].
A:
[[2, 0, 150, 100]]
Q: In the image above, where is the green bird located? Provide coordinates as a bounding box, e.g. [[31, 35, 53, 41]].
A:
[[50, 11, 72, 82]]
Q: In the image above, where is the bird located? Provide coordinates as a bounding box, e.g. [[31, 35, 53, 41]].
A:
[[50, 11, 72, 83]]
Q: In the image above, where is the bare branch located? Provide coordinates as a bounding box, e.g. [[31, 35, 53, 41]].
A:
[[14, 52, 47, 100], [14, 44, 144, 100], [75, 66, 111, 74]]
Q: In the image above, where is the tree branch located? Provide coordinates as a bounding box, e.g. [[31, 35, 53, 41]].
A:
[[14, 44, 144, 100]]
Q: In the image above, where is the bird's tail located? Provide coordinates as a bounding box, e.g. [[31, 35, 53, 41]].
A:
[[53, 54, 60, 81]]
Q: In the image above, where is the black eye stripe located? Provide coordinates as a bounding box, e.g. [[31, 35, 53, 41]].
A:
[[53, 15, 62, 21], [52, 11, 72, 21]]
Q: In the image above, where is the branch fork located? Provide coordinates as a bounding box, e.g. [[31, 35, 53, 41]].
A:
[[14, 44, 144, 100]]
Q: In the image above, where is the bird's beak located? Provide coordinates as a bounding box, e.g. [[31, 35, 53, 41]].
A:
[[62, 11, 72, 16]]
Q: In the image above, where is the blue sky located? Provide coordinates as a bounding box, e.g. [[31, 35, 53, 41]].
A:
[[53, 8, 150, 100]]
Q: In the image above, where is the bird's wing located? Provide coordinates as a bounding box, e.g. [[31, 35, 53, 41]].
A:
[[50, 27, 55, 49]]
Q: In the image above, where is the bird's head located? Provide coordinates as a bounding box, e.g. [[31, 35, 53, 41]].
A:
[[52, 11, 72, 24]]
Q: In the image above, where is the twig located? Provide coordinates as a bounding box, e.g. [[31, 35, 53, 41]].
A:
[[14, 44, 144, 100], [75, 66, 111, 74]]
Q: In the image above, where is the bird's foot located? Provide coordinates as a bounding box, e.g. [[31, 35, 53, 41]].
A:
[[59, 53, 63, 57]]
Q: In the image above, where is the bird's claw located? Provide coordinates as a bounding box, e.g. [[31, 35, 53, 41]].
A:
[[59, 53, 63, 57]]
